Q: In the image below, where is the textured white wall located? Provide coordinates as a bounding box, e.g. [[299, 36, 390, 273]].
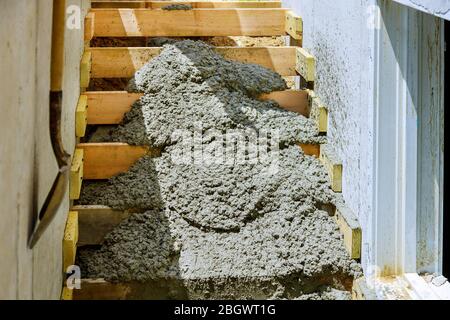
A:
[[283, 0, 447, 276], [282, 0, 377, 271], [391, 0, 450, 20], [0, 0, 90, 299]]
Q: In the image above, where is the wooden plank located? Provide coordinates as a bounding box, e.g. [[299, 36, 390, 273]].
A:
[[70, 149, 84, 200], [84, 12, 95, 42], [308, 91, 328, 133], [78, 140, 316, 180], [74, 279, 131, 300], [296, 47, 315, 82], [61, 287, 74, 300], [259, 90, 311, 115], [86, 91, 142, 124], [74, 205, 134, 246], [285, 10, 302, 41], [89, 46, 298, 77], [93, 1, 146, 8], [317, 104, 328, 134], [92, 1, 283, 9], [334, 204, 361, 259], [85, 90, 311, 125], [80, 51, 92, 89], [320, 144, 342, 192], [63, 211, 79, 272], [72, 278, 187, 300], [299, 143, 320, 158], [88, 8, 288, 37], [76, 95, 88, 138], [77, 143, 159, 179], [73, 278, 188, 300]]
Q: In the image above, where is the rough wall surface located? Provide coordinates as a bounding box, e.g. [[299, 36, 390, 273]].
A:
[[0, 0, 89, 299], [282, 0, 376, 272], [283, 0, 447, 276], [391, 0, 450, 20]]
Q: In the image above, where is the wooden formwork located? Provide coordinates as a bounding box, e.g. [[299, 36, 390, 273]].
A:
[[63, 0, 362, 300], [92, 1, 284, 9]]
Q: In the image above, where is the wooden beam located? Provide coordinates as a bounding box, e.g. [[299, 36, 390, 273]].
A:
[[70, 149, 84, 200], [296, 47, 315, 82], [92, 1, 283, 9], [74, 205, 135, 246], [86, 91, 142, 124], [89, 46, 298, 77], [73, 278, 184, 300], [63, 211, 79, 272], [73, 279, 132, 300], [320, 144, 342, 192], [61, 287, 74, 300], [76, 95, 88, 138], [259, 90, 311, 115], [85, 89, 311, 125], [299, 143, 320, 158], [88, 8, 288, 37], [317, 104, 328, 134], [77, 143, 160, 179], [80, 51, 92, 89], [77, 140, 317, 180], [285, 11, 302, 41], [84, 12, 95, 42], [308, 91, 328, 133], [334, 204, 361, 259]]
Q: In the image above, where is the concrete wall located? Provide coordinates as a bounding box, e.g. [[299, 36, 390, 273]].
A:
[[283, 0, 376, 272], [282, 0, 446, 275], [0, 0, 89, 299], [392, 0, 450, 20]]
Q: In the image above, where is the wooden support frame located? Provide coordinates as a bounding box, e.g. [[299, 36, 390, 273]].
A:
[[316, 103, 328, 134], [73, 279, 125, 300], [74, 205, 135, 246], [92, 1, 283, 9], [86, 91, 142, 124], [319, 144, 342, 193], [61, 287, 74, 300], [63, 211, 79, 271], [87, 8, 288, 38], [84, 89, 311, 125], [76, 95, 88, 138], [70, 149, 84, 200], [285, 11, 302, 41], [296, 47, 315, 83], [334, 204, 362, 259], [85, 12, 95, 43], [77, 143, 158, 179], [89, 46, 298, 77], [80, 51, 92, 89], [78, 142, 319, 180], [308, 91, 328, 134], [299, 143, 320, 158]]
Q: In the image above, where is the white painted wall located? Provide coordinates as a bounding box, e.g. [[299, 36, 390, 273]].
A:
[[283, 0, 377, 273], [283, 0, 446, 276], [391, 0, 450, 20], [0, 0, 89, 299]]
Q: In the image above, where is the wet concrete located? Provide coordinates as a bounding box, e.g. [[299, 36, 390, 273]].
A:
[[77, 40, 361, 299], [95, 40, 324, 147]]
